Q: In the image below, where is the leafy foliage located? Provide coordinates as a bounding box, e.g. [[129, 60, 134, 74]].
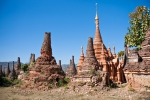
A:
[[57, 78, 70, 87], [21, 64, 28, 72], [64, 77, 70, 83], [0, 77, 23, 87], [118, 51, 124, 57], [125, 6, 150, 48]]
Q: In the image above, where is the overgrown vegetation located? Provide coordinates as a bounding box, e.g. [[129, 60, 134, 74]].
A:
[[118, 51, 124, 57], [125, 6, 150, 48], [21, 64, 28, 72], [109, 80, 118, 88], [29, 62, 34, 68], [56, 77, 71, 87], [0, 77, 23, 87], [118, 83, 128, 88], [64, 77, 70, 83]]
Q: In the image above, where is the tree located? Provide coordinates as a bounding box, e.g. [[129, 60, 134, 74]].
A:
[[125, 6, 150, 48], [118, 51, 124, 57], [21, 64, 28, 72]]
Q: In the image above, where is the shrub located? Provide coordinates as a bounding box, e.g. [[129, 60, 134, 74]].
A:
[[57, 79, 64, 87], [0, 77, 23, 87], [0, 77, 12, 86], [64, 77, 70, 84], [109, 80, 118, 88], [21, 64, 28, 72]]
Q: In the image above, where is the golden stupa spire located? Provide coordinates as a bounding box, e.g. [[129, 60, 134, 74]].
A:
[[81, 46, 84, 55], [95, 3, 98, 20], [94, 3, 103, 44]]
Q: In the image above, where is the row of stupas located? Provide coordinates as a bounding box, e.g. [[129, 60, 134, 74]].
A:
[[0, 57, 21, 79], [66, 4, 125, 84]]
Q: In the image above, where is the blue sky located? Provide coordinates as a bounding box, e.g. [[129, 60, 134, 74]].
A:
[[0, 0, 150, 64]]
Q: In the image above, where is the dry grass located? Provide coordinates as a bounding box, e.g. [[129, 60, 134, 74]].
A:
[[0, 84, 150, 100]]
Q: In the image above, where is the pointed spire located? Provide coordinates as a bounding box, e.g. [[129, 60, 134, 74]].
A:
[[86, 37, 95, 57], [108, 43, 110, 50], [59, 60, 61, 68], [70, 59, 72, 65], [6, 63, 10, 77], [59, 60, 65, 76], [113, 45, 116, 55], [112, 42, 116, 55], [77, 46, 85, 68], [94, 3, 103, 44], [95, 3, 99, 20], [81, 46, 84, 55]]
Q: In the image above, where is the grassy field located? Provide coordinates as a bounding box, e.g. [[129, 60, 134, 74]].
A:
[[0, 84, 150, 100]]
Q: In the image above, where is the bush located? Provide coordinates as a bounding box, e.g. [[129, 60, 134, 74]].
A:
[[0, 77, 12, 87], [0, 77, 23, 87], [57, 79, 64, 87], [21, 64, 28, 72], [109, 80, 118, 88], [64, 78, 70, 84]]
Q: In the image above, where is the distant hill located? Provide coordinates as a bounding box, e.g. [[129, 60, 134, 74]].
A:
[[61, 64, 69, 72], [0, 62, 76, 72], [0, 61, 23, 70], [61, 64, 77, 72]]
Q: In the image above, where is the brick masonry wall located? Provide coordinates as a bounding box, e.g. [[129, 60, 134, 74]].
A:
[[125, 73, 150, 88]]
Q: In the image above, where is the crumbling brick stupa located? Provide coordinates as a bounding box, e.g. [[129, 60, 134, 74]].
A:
[[71, 37, 109, 86], [15, 57, 21, 76], [124, 28, 150, 89], [66, 56, 77, 78], [8, 61, 17, 79], [21, 32, 65, 90], [28, 53, 35, 66]]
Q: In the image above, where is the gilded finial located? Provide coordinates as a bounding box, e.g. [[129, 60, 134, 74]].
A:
[[81, 46, 84, 54], [95, 3, 98, 19], [113, 42, 116, 54]]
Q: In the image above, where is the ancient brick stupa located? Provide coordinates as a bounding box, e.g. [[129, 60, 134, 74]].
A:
[[80, 37, 100, 74], [15, 57, 21, 75], [8, 61, 17, 79], [66, 56, 77, 78], [29, 53, 35, 66], [22, 32, 64, 90], [5, 63, 10, 77], [124, 28, 150, 88], [72, 37, 108, 86], [77, 46, 84, 75]]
